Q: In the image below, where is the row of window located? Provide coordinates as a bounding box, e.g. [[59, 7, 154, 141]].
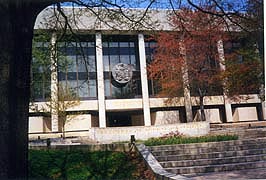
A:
[[31, 34, 257, 101], [32, 35, 152, 101]]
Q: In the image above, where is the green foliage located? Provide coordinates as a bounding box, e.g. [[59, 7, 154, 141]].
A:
[[31, 32, 76, 101], [144, 134, 238, 146], [223, 46, 263, 97], [28, 149, 135, 180], [31, 34, 51, 101]]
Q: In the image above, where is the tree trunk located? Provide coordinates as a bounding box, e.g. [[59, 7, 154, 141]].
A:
[[0, 2, 49, 178], [198, 88, 206, 121]]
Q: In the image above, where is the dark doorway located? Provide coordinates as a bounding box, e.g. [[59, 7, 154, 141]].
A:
[[107, 113, 132, 127]]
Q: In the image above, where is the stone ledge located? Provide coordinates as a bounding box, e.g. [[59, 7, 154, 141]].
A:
[[89, 122, 210, 143], [136, 144, 188, 180]]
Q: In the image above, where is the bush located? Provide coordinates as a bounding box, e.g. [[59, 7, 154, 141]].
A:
[[144, 134, 238, 146], [29, 149, 135, 180]]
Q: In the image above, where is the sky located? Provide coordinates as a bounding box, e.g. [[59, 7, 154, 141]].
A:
[[61, 0, 248, 12]]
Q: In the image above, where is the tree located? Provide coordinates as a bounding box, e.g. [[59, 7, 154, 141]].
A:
[[148, 9, 225, 121], [148, 1, 263, 122], [0, 0, 261, 178], [0, 1, 158, 178], [0, 2, 50, 178], [221, 38, 264, 99], [47, 84, 80, 138], [32, 31, 81, 138], [219, 0, 264, 100]]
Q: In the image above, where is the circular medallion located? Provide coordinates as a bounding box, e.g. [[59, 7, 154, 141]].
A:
[[112, 63, 133, 84]]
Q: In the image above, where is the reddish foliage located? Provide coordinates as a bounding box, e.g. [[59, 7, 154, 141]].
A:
[[221, 48, 263, 98], [148, 9, 263, 100], [148, 9, 227, 97], [160, 130, 183, 139]]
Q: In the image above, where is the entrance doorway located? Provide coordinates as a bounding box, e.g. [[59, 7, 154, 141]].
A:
[[107, 113, 132, 127]]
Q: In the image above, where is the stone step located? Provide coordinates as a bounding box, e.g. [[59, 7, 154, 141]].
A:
[[210, 128, 266, 132], [151, 144, 266, 157], [155, 148, 266, 162], [165, 161, 266, 174], [210, 121, 266, 129], [149, 137, 266, 152], [160, 154, 266, 168], [210, 129, 266, 135], [209, 127, 266, 139]]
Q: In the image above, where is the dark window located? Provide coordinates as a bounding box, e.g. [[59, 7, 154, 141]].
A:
[[145, 41, 160, 96], [58, 39, 97, 100], [103, 35, 142, 99], [31, 42, 51, 101]]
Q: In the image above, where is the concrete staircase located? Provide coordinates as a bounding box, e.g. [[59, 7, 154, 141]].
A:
[[149, 137, 266, 175], [147, 123, 266, 176]]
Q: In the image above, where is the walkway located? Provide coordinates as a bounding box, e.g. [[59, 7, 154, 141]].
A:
[[186, 168, 266, 179]]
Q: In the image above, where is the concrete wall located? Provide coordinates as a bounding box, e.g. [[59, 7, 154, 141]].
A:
[[29, 95, 262, 114], [29, 95, 264, 140], [132, 114, 144, 126], [233, 107, 258, 122], [151, 111, 180, 125], [29, 116, 51, 133], [194, 109, 222, 123], [65, 114, 92, 131], [88, 122, 210, 143]]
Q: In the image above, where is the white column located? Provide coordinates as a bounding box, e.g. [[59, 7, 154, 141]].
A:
[[180, 41, 193, 122], [138, 34, 151, 126], [217, 39, 233, 122], [50, 32, 59, 132], [96, 33, 106, 128]]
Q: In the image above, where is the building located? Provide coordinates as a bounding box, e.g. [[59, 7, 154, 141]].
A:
[[29, 7, 265, 142]]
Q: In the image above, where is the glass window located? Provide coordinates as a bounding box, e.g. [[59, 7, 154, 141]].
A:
[[102, 42, 108, 47], [110, 55, 120, 68], [89, 80, 97, 98], [57, 37, 97, 99], [120, 42, 129, 47], [32, 37, 98, 101], [31, 42, 51, 101], [120, 55, 130, 64], [145, 41, 160, 96], [78, 80, 89, 98], [109, 47, 119, 55], [120, 47, 130, 55], [67, 80, 78, 91], [130, 55, 136, 69], [77, 56, 87, 72], [103, 56, 110, 71], [66, 55, 76, 72], [104, 79, 111, 97], [80, 42, 87, 47], [88, 42, 95, 47], [102, 35, 142, 99], [130, 42, 135, 47], [88, 56, 96, 72], [112, 85, 121, 98], [109, 42, 119, 47]]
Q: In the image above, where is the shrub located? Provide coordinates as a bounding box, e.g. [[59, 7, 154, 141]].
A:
[[144, 134, 238, 146], [28, 149, 135, 180]]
